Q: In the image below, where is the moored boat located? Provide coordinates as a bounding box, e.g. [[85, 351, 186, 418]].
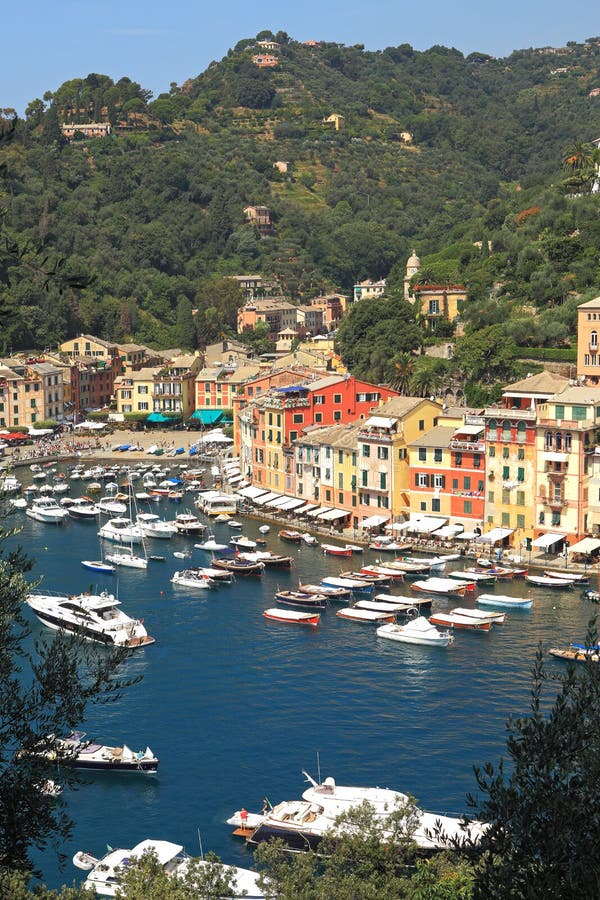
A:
[[477, 593, 533, 610], [321, 544, 353, 557], [238, 551, 293, 568], [321, 575, 373, 593], [26, 590, 154, 647], [105, 551, 148, 570], [263, 608, 320, 627], [23, 730, 158, 773], [360, 564, 405, 580], [429, 611, 492, 632], [451, 606, 506, 625], [453, 569, 497, 585], [525, 574, 575, 588], [336, 607, 395, 624], [354, 599, 412, 613], [279, 530, 303, 543], [275, 590, 327, 609], [212, 557, 264, 576], [298, 582, 352, 600], [374, 592, 432, 611], [548, 646, 600, 663], [411, 577, 473, 598], [544, 570, 588, 583], [81, 560, 116, 575], [376, 616, 454, 647], [171, 569, 214, 589], [26, 496, 69, 524]]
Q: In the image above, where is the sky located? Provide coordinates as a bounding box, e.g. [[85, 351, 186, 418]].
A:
[[4, 0, 600, 115]]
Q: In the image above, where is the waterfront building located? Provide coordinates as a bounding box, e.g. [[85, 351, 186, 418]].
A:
[[113, 368, 161, 416], [576, 295, 600, 383]]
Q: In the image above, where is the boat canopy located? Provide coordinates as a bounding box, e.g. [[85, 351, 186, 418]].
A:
[[131, 840, 183, 865]]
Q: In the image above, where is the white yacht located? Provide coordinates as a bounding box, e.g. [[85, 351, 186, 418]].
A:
[[97, 497, 127, 515], [229, 772, 484, 854], [67, 497, 101, 520], [26, 496, 69, 524], [73, 839, 264, 898], [0, 474, 22, 493], [105, 550, 148, 570], [98, 517, 144, 544], [26, 590, 154, 647], [136, 512, 177, 539], [173, 512, 207, 535]]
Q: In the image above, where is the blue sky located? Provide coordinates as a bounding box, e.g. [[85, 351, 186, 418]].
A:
[[4, 0, 600, 114]]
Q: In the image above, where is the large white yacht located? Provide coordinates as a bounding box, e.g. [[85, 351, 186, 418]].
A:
[[26, 590, 154, 648], [67, 496, 101, 520], [136, 512, 177, 539], [98, 517, 144, 544], [25, 496, 69, 524]]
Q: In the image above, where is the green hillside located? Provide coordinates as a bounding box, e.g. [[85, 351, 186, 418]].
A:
[[1, 31, 600, 375]]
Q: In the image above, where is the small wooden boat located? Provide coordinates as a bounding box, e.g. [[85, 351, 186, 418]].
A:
[[478, 593, 533, 610], [376, 616, 454, 647], [279, 530, 303, 543], [322, 544, 353, 558], [298, 582, 352, 600], [321, 575, 373, 593], [258, 525, 270, 534], [544, 570, 588, 584], [360, 564, 405, 580], [526, 574, 574, 589], [374, 592, 432, 611], [368, 540, 410, 552], [548, 646, 600, 663], [263, 608, 320, 627], [238, 551, 293, 568], [411, 577, 473, 598], [211, 557, 264, 576], [451, 606, 506, 625], [455, 569, 497, 585], [386, 560, 430, 575], [429, 611, 491, 632], [354, 599, 412, 613], [275, 590, 327, 610], [340, 570, 390, 585], [302, 533, 318, 545], [336, 607, 395, 624], [229, 536, 257, 550], [344, 544, 363, 554]]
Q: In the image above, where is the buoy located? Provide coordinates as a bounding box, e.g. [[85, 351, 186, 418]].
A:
[[160, 591, 164, 596]]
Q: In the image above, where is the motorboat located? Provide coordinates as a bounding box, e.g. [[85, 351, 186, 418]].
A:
[[193, 566, 234, 583], [386, 560, 431, 575], [170, 569, 214, 589], [227, 520, 243, 529], [368, 539, 410, 553], [321, 575, 373, 593], [544, 570, 588, 583], [81, 560, 116, 575], [238, 551, 293, 568], [450, 607, 506, 625], [0, 474, 22, 492], [211, 557, 264, 576], [195, 537, 228, 552], [374, 593, 432, 612], [229, 536, 257, 551], [136, 512, 177, 539], [298, 582, 352, 600], [548, 645, 600, 663], [73, 840, 264, 898], [336, 607, 395, 624], [340, 570, 390, 586], [97, 497, 128, 515], [377, 616, 454, 647], [526, 574, 575, 588], [321, 544, 353, 557], [229, 772, 481, 853], [24, 730, 158, 773], [258, 524, 270, 534], [429, 611, 492, 632], [279, 530, 303, 543], [477, 593, 533, 610], [10, 497, 27, 509], [67, 497, 100, 520], [264, 607, 320, 627], [98, 517, 144, 544], [275, 590, 327, 609], [302, 533, 318, 545], [105, 551, 148, 570], [354, 599, 413, 613], [457, 569, 497, 585], [411, 577, 473, 598], [173, 513, 206, 535], [25, 590, 154, 647], [360, 564, 405, 580], [25, 497, 69, 524]]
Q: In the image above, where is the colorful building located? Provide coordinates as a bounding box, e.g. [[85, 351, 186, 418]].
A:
[[576, 296, 600, 384]]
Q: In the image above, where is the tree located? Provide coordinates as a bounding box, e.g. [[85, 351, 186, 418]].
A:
[[0, 501, 135, 873], [452, 325, 517, 385], [409, 356, 448, 398], [174, 295, 196, 350], [464, 626, 600, 899], [389, 353, 415, 394], [111, 848, 240, 898]]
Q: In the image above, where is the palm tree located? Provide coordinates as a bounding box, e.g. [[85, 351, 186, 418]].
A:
[[562, 141, 593, 173], [389, 353, 415, 394], [409, 358, 446, 399]]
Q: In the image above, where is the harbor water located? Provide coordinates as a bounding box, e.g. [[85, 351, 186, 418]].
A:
[[11, 465, 597, 889]]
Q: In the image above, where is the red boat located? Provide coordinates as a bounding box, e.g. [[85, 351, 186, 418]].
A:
[[263, 608, 320, 627], [321, 544, 353, 558]]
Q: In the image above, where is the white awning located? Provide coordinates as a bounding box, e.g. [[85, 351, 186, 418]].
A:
[[239, 486, 269, 500], [319, 508, 350, 521], [308, 506, 331, 518], [453, 424, 484, 435], [277, 497, 307, 511], [265, 494, 288, 507], [532, 532, 565, 549], [409, 516, 448, 534], [360, 514, 390, 529], [253, 491, 282, 506], [569, 537, 600, 555], [386, 520, 412, 532], [480, 527, 514, 543], [455, 530, 479, 540], [295, 503, 319, 514], [544, 451, 569, 463], [364, 415, 396, 429], [227, 474, 242, 484], [432, 524, 464, 539]]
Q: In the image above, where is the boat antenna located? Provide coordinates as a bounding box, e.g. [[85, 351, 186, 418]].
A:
[[197, 828, 204, 860], [317, 750, 321, 785]]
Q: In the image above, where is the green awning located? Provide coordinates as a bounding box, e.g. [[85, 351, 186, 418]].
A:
[[190, 409, 224, 425]]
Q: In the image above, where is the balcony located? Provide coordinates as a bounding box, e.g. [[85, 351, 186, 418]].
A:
[[358, 428, 396, 442], [449, 439, 485, 452], [540, 496, 568, 508], [484, 406, 537, 420]]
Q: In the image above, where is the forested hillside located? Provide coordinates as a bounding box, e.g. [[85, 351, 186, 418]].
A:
[[2, 30, 600, 364]]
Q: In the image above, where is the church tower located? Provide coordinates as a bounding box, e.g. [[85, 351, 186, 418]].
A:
[[404, 249, 421, 302]]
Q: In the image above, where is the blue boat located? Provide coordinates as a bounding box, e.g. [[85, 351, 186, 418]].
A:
[[81, 560, 115, 574]]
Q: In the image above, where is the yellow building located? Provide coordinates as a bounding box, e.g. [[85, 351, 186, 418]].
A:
[[576, 296, 600, 383], [59, 334, 119, 363], [113, 368, 160, 416], [412, 285, 467, 330], [407, 426, 455, 521]]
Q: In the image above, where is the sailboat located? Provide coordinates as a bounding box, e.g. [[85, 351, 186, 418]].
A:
[[105, 479, 149, 570], [82, 509, 116, 574]]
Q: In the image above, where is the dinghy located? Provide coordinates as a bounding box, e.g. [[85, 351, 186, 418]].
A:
[[263, 608, 320, 627]]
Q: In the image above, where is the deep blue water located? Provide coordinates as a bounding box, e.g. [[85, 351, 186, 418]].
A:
[[12, 464, 597, 890]]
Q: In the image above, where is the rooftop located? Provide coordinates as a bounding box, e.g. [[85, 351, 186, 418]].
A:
[[409, 425, 456, 449], [503, 371, 570, 396]]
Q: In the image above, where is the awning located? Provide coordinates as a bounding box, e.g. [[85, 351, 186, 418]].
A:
[[453, 424, 484, 436], [74, 420, 106, 430], [432, 524, 465, 539], [360, 514, 390, 529], [228, 475, 242, 484], [308, 506, 331, 518], [239, 486, 268, 500], [319, 508, 350, 521], [364, 416, 396, 429], [480, 527, 514, 543], [544, 451, 568, 463], [456, 530, 479, 540], [409, 516, 448, 534], [278, 497, 307, 512], [147, 413, 171, 423], [386, 520, 412, 532], [295, 503, 319, 514], [191, 409, 224, 425], [569, 537, 600, 555], [253, 492, 282, 506], [265, 494, 287, 507], [532, 532, 565, 549], [270, 495, 295, 509]]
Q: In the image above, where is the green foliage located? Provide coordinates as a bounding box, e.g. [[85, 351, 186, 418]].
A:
[[516, 346, 577, 362], [337, 298, 423, 382]]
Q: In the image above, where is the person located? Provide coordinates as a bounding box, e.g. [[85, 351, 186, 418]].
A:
[[496, 546, 502, 562], [240, 807, 248, 830], [262, 797, 270, 814]]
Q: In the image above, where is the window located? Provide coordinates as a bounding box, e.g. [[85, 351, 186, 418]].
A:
[[315, 413, 322, 423], [333, 411, 341, 421], [325, 490, 331, 502], [290, 431, 298, 443], [489, 445, 495, 458], [517, 467, 524, 482], [338, 492, 344, 504], [377, 446, 388, 460], [432, 498, 440, 512], [314, 395, 325, 405], [487, 419, 497, 441], [139, 402, 149, 411], [502, 466, 509, 480], [551, 511, 561, 526], [418, 448, 427, 461], [488, 490, 494, 502], [518, 447, 524, 460], [293, 414, 304, 424], [502, 446, 509, 459], [434, 448, 442, 463], [419, 419, 425, 431], [555, 404, 565, 420], [517, 421, 526, 443], [362, 445, 370, 457], [591, 331, 598, 349], [138, 385, 148, 394], [502, 420, 511, 441], [501, 512, 510, 527], [333, 394, 342, 404], [455, 452, 462, 467], [516, 491, 525, 506], [539, 512, 545, 524], [433, 474, 445, 488], [379, 473, 387, 490], [338, 451, 343, 464], [417, 473, 429, 487], [362, 470, 368, 487], [464, 500, 472, 514], [585, 354, 591, 365], [473, 453, 481, 468], [452, 478, 459, 490], [516, 514, 525, 529], [502, 488, 510, 504], [464, 477, 471, 490], [572, 405, 587, 421], [338, 473, 344, 489]]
